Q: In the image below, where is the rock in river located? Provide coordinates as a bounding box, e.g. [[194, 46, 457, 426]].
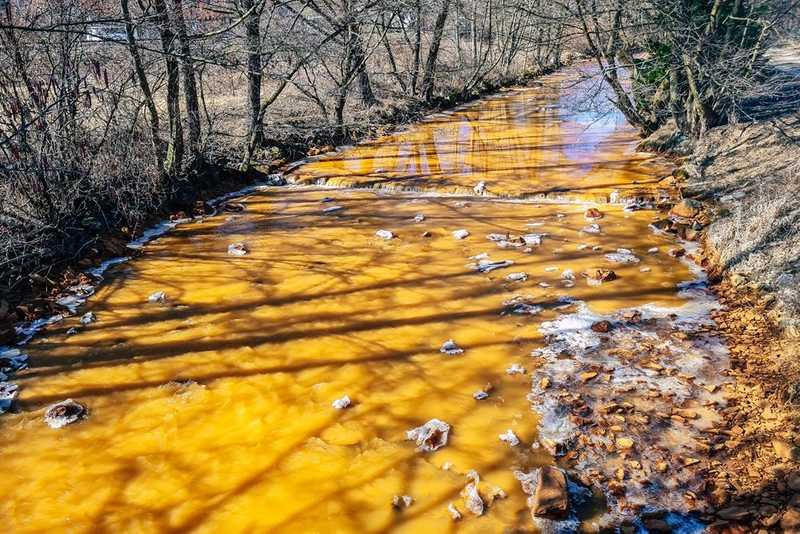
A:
[[669, 198, 701, 220], [406, 419, 450, 452], [44, 399, 87, 429], [531, 467, 569, 519]]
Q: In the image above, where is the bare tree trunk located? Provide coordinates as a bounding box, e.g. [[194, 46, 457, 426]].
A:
[[420, 0, 452, 102], [153, 0, 183, 176], [241, 0, 263, 170], [381, 14, 407, 92], [170, 0, 201, 165], [454, 0, 462, 64], [410, 0, 422, 94], [121, 0, 165, 175], [471, 0, 478, 64], [350, 23, 378, 107], [668, 63, 688, 133]]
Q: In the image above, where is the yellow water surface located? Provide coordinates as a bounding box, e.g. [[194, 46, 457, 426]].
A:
[[291, 71, 672, 203], [0, 69, 697, 533]]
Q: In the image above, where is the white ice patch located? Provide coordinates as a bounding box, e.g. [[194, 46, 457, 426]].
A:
[[0, 382, 19, 414], [529, 291, 730, 519], [581, 224, 601, 234], [127, 221, 178, 250], [88, 256, 130, 279], [148, 291, 167, 304], [506, 363, 526, 375], [499, 429, 520, 446], [604, 248, 640, 264]]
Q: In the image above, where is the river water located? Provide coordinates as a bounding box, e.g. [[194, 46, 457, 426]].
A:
[[0, 68, 724, 533]]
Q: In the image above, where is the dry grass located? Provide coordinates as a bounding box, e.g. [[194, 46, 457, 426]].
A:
[[688, 114, 800, 333]]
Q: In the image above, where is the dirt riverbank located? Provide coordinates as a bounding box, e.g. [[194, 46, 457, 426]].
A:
[[636, 42, 800, 531]]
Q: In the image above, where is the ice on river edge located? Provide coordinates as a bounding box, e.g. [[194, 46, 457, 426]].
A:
[[528, 240, 729, 528], [3, 179, 284, 355]]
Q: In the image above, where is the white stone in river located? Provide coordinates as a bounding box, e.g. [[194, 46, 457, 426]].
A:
[[544, 266, 558, 272], [506, 272, 528, 282], [147, 291, 167, 303], [448, 503, 462, 521], [413, 213, 425, 222], [605, 249, 640, 264], [227, 242, 248, 256], [452, 229, 470, 240], [43, 399, 86, 429], [331, 395, 351, 409], [440, 339, 464, 355], [463, 482, 484, 516], [506, 363, 526, 375], [561, 269, 575, 280], [80, 312, 96, 325], [499, 429, 521, 446], [392, 495, 413, 508], [648, 247, 659, 254], [473, 259, 514, 273], [523, 233, 544, 246], [375, 229, 395, 240]]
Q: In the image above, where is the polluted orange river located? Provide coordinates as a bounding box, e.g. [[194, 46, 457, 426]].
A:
[[0, 69, 726, 533]]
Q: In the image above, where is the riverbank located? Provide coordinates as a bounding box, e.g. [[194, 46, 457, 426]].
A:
[[694, 117, 800, 532], [636, 43, 800, 531]]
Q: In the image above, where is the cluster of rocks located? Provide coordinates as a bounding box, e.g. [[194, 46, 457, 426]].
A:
[[650, 198, 711, 242], [528, 299, 732, 525], [696, 278, 800, 533]]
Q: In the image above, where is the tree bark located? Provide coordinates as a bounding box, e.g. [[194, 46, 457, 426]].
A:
[[381, 13, 406, 92], [420, 0, 451, 102], [170, 0, 201, 165], [410, 0, 422, 94], [350, 23, 378, 107], [121, 0, 165, 174], [241, 0, 262, 169], [153, 0, 183, 176]]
